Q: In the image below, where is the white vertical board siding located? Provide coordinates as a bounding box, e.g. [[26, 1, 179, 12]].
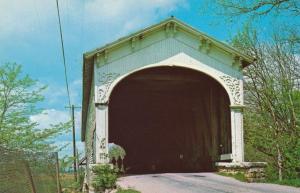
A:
[[95, 36, 241, 78], [94, 35, 244, 106]]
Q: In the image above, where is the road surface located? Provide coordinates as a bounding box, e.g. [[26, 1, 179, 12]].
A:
[[117, 173, 300, 193]]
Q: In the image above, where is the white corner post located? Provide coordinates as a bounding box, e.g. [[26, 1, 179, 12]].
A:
[[95, 104, 109, 164], [230, 105, 244, 162]]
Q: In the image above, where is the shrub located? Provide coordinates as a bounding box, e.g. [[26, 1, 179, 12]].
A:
[[92, 164, 118, 192]]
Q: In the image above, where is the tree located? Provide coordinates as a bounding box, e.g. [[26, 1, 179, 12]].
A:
[[231, 26, 300, 181], [60, 155, 75, 173], [0, 63, 70, 151], [200, 0, 300, 182], [203, 0, 300, 46], [208, 0, 300, 16]]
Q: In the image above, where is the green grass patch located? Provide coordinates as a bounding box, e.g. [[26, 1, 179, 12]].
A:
[[217, 172, 247, 182], [60, 173, 82, 193], [116, 188, 141, 193], [269, 178, 300, 187], [218, 172, 300, 187]]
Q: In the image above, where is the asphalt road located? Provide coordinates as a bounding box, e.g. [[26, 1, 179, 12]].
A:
[[117, 173, 300, 193]]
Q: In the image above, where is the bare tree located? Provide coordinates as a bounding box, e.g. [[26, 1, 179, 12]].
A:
[[232, 26, 300, 180], [210, 0, 300, 16], [203, 0, 300, 47]]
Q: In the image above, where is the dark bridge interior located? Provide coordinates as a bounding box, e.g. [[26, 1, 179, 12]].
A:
[[109, 67, 231, 174]]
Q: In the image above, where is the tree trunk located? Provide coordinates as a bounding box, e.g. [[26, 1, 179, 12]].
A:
[[276, 144, 283, 181]]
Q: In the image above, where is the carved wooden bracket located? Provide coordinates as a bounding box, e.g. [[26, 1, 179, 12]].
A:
[[165, 22, 177, 37], [103, 50, 108, 63], [131, 37, 137, 51], [95, 50, 109, 66], [232, 54, 243, 70], [96, 72, 120, 103], [199, 36, 212, 54], [173, 23, 177, 36], [220, 75, 242, 105]]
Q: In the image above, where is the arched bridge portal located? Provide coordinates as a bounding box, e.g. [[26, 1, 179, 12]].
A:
[[109, 67, 231, 173]]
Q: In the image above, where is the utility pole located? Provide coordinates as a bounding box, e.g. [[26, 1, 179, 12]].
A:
[[65, 105, 81, 181], [76, 148, 80, 181]]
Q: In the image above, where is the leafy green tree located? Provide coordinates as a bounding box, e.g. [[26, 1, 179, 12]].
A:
[[0, 63, 70, 151], [232, 26, 300, 181], [59, 155, 74, 173]]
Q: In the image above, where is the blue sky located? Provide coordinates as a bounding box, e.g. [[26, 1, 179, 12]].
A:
[[0, 0, 249, 157]]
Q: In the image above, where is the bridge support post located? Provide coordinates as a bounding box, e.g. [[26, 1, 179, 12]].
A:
[[230, 105, 244, 163], [95, 104, 109, 164]]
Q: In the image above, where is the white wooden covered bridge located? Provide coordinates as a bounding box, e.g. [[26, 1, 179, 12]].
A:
[[81, 17, 255, 187]]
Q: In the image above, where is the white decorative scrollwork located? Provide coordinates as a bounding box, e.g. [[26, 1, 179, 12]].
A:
[[97, 72, 120, 103], [99, 138, 106, 150], [99, 153, 109, 163], [220, 75, 242, 105]]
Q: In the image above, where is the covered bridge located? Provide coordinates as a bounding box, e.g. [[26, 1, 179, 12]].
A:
[[81, 17, 254, 182]]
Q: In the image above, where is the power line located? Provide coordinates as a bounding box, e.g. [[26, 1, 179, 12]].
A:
[[55, 2, 82, 180], [56, 0, 71, 108]]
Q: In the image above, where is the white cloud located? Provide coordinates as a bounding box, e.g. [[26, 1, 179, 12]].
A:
[[1, 0, 188, 158], [41, 79, 82, 106], [83, 0, 188, 37], [85, 0, 186, 23], [0, 0, 188, 40], [30, 108, 83, 158], [30, 108, 81, 130], [70, 79, 82, 104], [43, 84, 67, 105], [30, 109, 71, 129], [0, 0, 56, 39]]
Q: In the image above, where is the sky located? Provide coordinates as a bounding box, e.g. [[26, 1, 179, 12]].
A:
[[0, 0, 249, 158]]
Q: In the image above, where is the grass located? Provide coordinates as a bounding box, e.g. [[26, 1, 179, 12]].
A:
[[269, 178, 300, 187], [217, 172, 247, 182], [60, 175, 141, 193], [116, 188, 141, 193], [218, 172, 300, 187], [60, 173, 75, 188], [60, 173, 82, 193]]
